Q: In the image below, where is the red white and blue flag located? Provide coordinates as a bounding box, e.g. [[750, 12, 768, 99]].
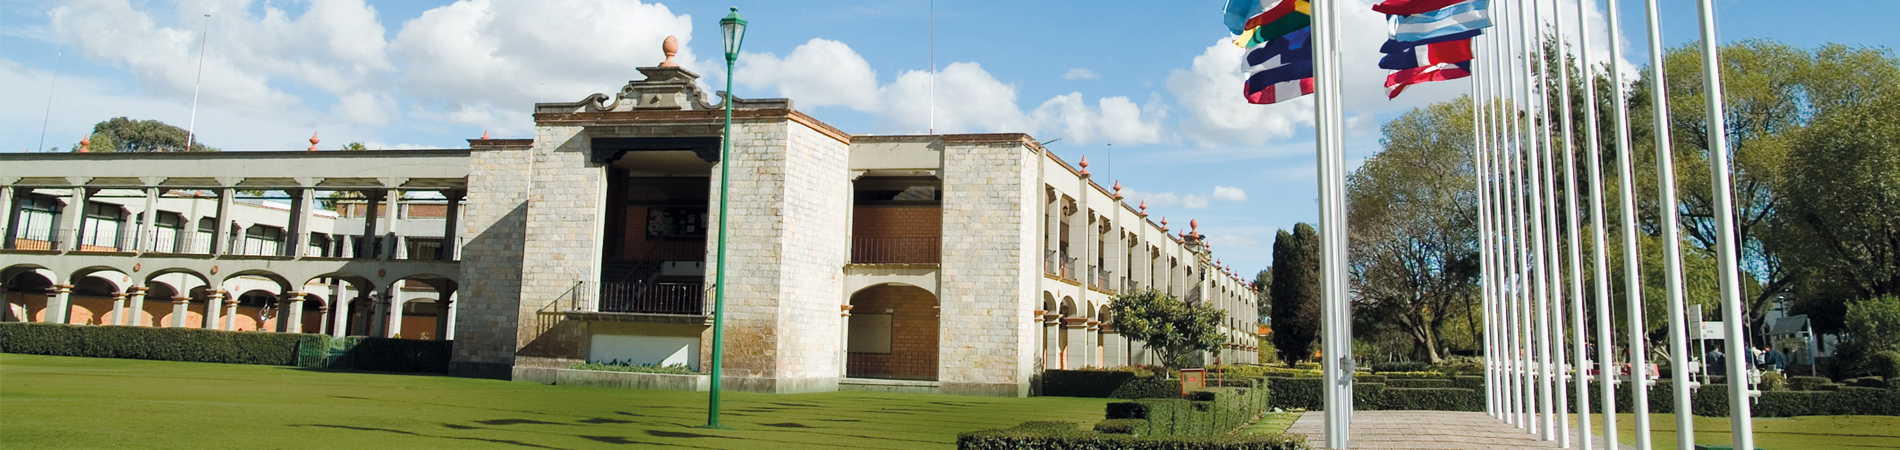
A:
[[1244, 27, 1315, 105], [1378, 30, 1477, 70], [1373, 0, 1489, 99]]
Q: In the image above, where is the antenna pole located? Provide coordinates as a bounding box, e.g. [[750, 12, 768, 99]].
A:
[[185, 14, 210, 152], [37, 50, 62, 153]]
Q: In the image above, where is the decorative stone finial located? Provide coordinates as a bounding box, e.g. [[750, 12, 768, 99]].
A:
[[78, 135, 89, 153], [1138, 200, 1146, 213], [480, 129, 490, 140], [308, 132, 320, 151], [1078, 155, 1090, 176], [660, 35, 681, 67], [1190, 219, 1198, 233], [1112, 180, 1122, 199]]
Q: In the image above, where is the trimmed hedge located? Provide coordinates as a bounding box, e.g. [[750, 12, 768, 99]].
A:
[[0, 322, 451, 374], [1113, 375, 1183, 399], [1380, 388, 1482, 411], [1386, 378, 1452, 388], [1043, 369, 1138, 397], [1103, 384, 1271, 437], [1567, 381, 1900, 417], [1788, 376, 1834, 391], [1264, 376, 1482, 412], [1371, 361, 1430, 373], [1, 322, 302, 365], [958, 421, 1308, 450]]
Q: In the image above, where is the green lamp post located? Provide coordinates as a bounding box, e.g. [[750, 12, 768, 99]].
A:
[[704, 5, 746, 430]]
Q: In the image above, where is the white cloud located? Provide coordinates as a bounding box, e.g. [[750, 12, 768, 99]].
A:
[[1166, 37, 1314, 147], [1211, 234, 1260, 248], [1120, 187, 1181, 208], [335, 91, 397, 125], [878, 62, 1032, 134], [1184, 195, 1209, 209], [1212, 186, 1248, 202], [390, 0, 702, 134], [1029, 93, 1165, 145], [736, 38, 880, 112], [1062, 68, 1098, 80]]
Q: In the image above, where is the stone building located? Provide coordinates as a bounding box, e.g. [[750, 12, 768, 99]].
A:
[[1, 48, 1258, 397]]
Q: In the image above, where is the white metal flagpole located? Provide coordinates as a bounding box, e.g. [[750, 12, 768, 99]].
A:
[[1638, 0, 1698, 446], [1472, 61, 1497, 418], [1530, 0, 1576, 443], [1312, 0, 1351, 447], [1602, 0, 1655, 445], [1518, 0, 1558, 440], [1693, 0, 1758, 447], [1575, 0, 1621, 446], [1551, 0, 1593, 446]]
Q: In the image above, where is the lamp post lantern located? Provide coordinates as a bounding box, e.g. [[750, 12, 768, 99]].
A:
[[704, 5, 746, 430]]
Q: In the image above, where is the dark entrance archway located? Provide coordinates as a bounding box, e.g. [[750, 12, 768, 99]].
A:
[[845, 283, 939, 381]]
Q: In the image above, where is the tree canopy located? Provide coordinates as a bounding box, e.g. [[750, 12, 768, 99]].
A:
[[1270, 223, 1321, 365], [1108, 288, 1226, 369], [74, 117, 217, 152]]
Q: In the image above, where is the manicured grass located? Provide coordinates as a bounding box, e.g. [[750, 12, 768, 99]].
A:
[[1243, 411, 1302, 436], [1572, 413, 1900, 450], [0, 354, 1112, 449]]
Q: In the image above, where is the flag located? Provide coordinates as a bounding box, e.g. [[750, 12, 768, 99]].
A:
[[1387, 0, 1490, 42], [1244, 28, 1315, 104], [1384, 61, 1471, 99], [1223, 0, 1266, 34], [1233, 0, 1313, 48], [1371, 0, 1470, 16], [1378, 36, 1475, 70]]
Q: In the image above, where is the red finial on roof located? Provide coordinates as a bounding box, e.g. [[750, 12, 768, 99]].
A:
[[661, 36, 681, 67], [481, 129, 489, 140], [78, 135, 90, 153], [308, 132, 320, 151], [1138, 200, 1147, 213], [1078, 155, 1090, 176], [1190, 219, 1198, 233], [1112, 180, 1122, 198]]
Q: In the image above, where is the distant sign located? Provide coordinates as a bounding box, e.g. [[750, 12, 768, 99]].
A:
[[1700, 322, 1725, 340], [1179, 369, 1206, 396]]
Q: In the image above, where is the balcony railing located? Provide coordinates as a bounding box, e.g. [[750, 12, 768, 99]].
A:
[[851, 236, 940, 264], [1044, 250, 1058, 276], [1059, 253, 1076, 280], [1092, 268, 1114, 292], [600, 281, 706, 315]]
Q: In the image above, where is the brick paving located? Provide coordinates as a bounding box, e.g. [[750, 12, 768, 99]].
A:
[[1287, 411, 1635, 449]]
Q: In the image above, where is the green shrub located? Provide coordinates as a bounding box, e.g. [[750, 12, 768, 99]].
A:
[[1872, 351, 1900, 380], [1451, 375, 1485, 391], [1788, 376, 1833, 391], [1266, 377, 1321, 410], [0, 322, 303, 365], [1043, 369, 1139, 397], [1112, 376, 1183, 399], [1759, 371, 1788, 391], [958, 420, 1308, 450], [1103, 386, 1271, 437], [573, 361, 700, 375], [1844, 376, 1889, 388], [1377, 371, 1451, 379], [1092, 419, 1144, 435], [1386, 379, 1452, 388], [1371, 361, 1429, 373], [324, 337, 451, 373], [1379, 388, 1481, 411]]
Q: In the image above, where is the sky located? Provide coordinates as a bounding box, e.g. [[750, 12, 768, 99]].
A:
[[2, 0, 1894, 277]]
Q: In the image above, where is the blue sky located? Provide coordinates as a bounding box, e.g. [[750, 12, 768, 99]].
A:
[[2, 0, 1893, 275]]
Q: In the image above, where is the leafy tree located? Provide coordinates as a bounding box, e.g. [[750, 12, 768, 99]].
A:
[[73, 117, 217, 152], [1108, 288, 1225, 369], [342, 142, 369, 151], [1270, 223, 1322, 365], [1774, 85, 1900, 333], [1349, 98, 1481, 363], [1833, 296, 1900, 373], [1253, 267, 1272, 324]]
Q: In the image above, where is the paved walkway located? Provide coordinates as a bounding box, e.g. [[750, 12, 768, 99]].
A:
[[1286, 411, 1635, 449]]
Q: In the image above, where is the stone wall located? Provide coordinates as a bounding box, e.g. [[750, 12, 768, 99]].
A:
[[937, 139, 1039, 396], [451, 144, 532, 378], [512, 125, 605, 371]]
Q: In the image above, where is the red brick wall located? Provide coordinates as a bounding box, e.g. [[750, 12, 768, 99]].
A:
[[851, 206, 941, 263], [846, 284, 939, 380]]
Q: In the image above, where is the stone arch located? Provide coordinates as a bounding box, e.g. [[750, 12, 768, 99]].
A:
[[2, 265, 57, 322], [141, 280, 183, 327], [384, 274, 458, 340], [297, 293, 330, 334], [306, 272, 374, 337], [230, 289, 281, 331], [67, 273, 126, 326], [845, 283, 938, 381]]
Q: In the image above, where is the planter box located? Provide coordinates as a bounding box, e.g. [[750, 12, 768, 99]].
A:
[[553, 368, 709, 392]]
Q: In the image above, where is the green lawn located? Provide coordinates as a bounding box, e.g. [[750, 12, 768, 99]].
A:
[[0, 354, 1112, 449], [1572, 413, 1900, 450]]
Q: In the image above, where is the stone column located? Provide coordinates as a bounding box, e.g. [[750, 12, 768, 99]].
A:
[[1102, 324, 1125, 368], [1087, 320, 1103, 368], [381, 286, 403, 339], [1043, 313, 1062, 370], [380, 189, 401, 260], [169, 296, 191, 328], [431, 290, 453, 340], [56, 186, 88, 251], [107, 292, 127, 326], [1, 186, 20, 250], [439, 190, 464, 260], [316, 305, 332, 335], [1064, 317, 1089, 370], [279, 292, 306, 333], [139, 186, 159, 253], [201, 290, 225, 330], [368, 294, 387, 338], [222, 296, 239, 331], [329, 282, 350, 337], [1044, 190, 1059, 273], [286, 188, 312, 258], [839, 305, 854, 377], [211, 188, 232, 255], [45, 284, 73, 324], [358, 190, 381, 258], [120, 287, 147, 326]]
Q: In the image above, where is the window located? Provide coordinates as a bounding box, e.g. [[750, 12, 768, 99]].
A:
[[847, 313, 893, 354]]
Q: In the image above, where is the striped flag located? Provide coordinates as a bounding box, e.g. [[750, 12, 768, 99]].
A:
[[1371, 0, 1469, 16], [1384, 61, 1471, 99], [1387, 0, 1490, 42], [1378, 33, 1476, 70], [1232, 0, 1313, 48], [1244, 27, 1315, 104]]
